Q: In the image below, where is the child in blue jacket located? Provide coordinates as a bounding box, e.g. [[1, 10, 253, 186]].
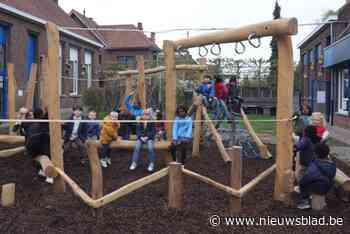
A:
[[169, 106, 193, 164], [87, 110, 100, 140], [124, 91, 145, 117], [297, 143, 336, 210]]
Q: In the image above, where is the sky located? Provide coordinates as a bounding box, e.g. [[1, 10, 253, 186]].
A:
[[60, 0, 346, 61]]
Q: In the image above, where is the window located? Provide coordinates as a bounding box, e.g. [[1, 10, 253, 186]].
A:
[[84, 50, 93, 88], [69, 47, 79, 95], [117, 56, 136, 68], [317, 44, 322, 59], [309, 49, 314, 63], [326, 36, 331, 46], [338, 68, 349, 114], [314, 46, 319, 61], [303, 54, 308, 65]]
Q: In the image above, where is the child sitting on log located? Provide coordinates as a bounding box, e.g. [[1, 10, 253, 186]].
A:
[[86, 110, 100, 141], [129, 109, 157, 172], [118, 108, 133, 140], [155, 110, 166, 141], [99, 111, 120, 168], [297, 143, 336, 210], [169, 106, 193, 164], [62, 105, 88, 164], [22, 108, 53, 184], [294, 125, 321, 182]]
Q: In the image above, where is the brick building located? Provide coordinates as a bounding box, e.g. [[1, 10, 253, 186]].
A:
[[299, 0, 350, 129], [69, 10, 160, 70]]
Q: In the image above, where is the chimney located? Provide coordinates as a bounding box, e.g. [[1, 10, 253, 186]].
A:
[[52, 0, 58, 5], [150, 32, 156, 43], [137, 22, 143, 31]]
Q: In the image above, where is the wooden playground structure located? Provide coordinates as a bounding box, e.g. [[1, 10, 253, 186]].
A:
[[1, 18, 350, 213]]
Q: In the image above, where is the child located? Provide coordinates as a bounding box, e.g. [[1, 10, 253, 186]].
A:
[[196, 75, 215, 107], [169, 106, 193, 164], [62, 106, 88, 164], [86, 110, 100, 140], [311, 112, 330, 143], [294, 125, 321, 182], [297, 143, 336, 210], [124, 91, 145, 117], [99, 111, 120, 168], [155, 110, 166, 141], [118, 108, 133, 140], [214, 76, 231, 125], [23, 108, 52, 184], [129, 109, 157, 172]]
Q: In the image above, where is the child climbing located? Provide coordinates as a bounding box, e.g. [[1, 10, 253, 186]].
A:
[[214, 76, 231, 127], [226, 76, 243, 115], [169, 106, 193, 164], [99, 111, 120, 168], [22, 107, 52, 184], [87, 110, 100, 140], [294, 125, 321, 183], [124, 91, 145, 117], [62, 105, 88, 164], [129, 109, 157, 172], [297, 143, 336, 210]]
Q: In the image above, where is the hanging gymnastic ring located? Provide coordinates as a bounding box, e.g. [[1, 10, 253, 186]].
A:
[[210, 43, 221, 56], [235, 41, 246, 55], [176, 46, 189, 57], [198, 46, 209, 57], [248, 32, 261, 48]]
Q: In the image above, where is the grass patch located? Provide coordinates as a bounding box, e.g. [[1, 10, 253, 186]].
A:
[[239, 114, 276, 135]]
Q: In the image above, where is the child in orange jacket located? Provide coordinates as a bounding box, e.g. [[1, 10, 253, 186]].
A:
[[100, 111, 120, 168]]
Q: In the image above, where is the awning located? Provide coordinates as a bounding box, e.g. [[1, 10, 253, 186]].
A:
[[324, 33, 350, 68]]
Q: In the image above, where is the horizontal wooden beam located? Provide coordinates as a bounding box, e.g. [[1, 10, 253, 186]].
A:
[[183, 168, 241, 197], [0, 135, 25, 145], [94, 139, 171, 150], [240, 164, 276, 197], [174, 18, 298, 49], [335, 169, 350, 192], [0, 146, 26, 158]]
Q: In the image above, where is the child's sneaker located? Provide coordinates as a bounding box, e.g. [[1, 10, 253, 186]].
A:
[[294, 186, 300, 194], [129, 162, 137, 171], [45, 177, 54, 184], [106, 158, 112, 166], [100, 159, 108, 168], [38, 169, 46, 177], [297, 199, 311, 210], [147, 163, 155, 172]]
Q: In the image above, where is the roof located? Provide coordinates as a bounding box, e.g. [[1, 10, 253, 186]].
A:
[[0, 0, 102, 47], [70, 10, 159, 51], [297, 23, 330, 49]]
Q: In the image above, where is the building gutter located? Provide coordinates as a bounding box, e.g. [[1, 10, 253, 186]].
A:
[[0, 2, 104, 48]]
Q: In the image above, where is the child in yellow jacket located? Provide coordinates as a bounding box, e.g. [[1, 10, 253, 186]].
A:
[[100, 111, 120, 168]]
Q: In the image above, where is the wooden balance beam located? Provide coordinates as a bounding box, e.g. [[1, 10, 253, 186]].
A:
[[0, 135, 25, 145], [240, 109, 272, 159], [95, 139, 171, 151]]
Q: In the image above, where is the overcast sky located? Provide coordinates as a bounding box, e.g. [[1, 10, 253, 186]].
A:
[[60, 0, 345, 61]]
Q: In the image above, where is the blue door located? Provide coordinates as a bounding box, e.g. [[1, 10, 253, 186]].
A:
[[26, 34, 37, 108], [0, 25, 8, 118]]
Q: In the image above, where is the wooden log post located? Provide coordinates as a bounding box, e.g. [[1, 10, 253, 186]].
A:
[[87, 142, 103, 200], [1, 183, 15, 207], [46, 22, 65, 193], [163, 41, 176, 140], [228, 147, 242, 214], [40, 56, 49, 108], [168, 162, 183, 209], [25, 63, 38, 110], [136, 56, 146, 109], [7, 63, 16, 134], [273, 35, 294, 203], [192, 97, 202, 158]]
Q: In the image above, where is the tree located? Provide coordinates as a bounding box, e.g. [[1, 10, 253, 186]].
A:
[[268, 1, 281, 93], [249, 58, 270, 96], [321, 9, 338, 21]]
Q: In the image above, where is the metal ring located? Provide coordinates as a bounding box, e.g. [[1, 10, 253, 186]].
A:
[[235, 42, 246, 54], [248, 32, 261, 48], [198, 46, 209, 57], [210, 43, 221, 56]]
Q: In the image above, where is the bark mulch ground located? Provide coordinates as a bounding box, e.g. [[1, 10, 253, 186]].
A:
[[0, 145, 349, 233]]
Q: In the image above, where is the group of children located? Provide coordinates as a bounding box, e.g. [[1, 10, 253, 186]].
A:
[[293, 102, 336, 210], [16, 91, 195, 183]]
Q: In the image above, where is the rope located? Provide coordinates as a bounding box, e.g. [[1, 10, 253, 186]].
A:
[[1, 118, 295, 124]]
